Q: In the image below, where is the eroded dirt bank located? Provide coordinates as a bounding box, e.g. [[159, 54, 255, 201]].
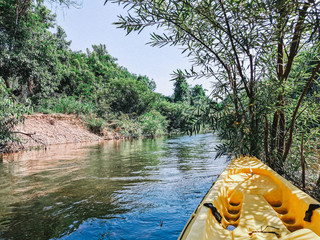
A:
[[14, 113, 122, 151]]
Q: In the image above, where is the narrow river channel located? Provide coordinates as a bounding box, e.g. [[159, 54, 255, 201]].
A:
[[0, 133, 227, 240]]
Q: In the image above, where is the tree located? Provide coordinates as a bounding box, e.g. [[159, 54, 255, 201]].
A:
[[139, 110, 168, 137], [137, 75, 156, 91], [190, 84, 206, 105], [172, 70, 191, 103], [104, 77, 156, 115], [87, 44, 117, 63], [0, 1, 67, 102], [154, 99, 193, 133], [105, 0, 320, 172]]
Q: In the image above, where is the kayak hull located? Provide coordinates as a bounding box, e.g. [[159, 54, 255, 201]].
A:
[[179, 156, 320, 240]]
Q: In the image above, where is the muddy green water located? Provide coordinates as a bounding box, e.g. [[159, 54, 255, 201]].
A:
[[0, 133, 227, 240]]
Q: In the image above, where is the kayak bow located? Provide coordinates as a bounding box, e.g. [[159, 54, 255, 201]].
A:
[[179, 156, 320, 240]]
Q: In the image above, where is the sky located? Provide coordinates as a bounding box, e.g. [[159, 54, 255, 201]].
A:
[[46, 0, 213, 96]]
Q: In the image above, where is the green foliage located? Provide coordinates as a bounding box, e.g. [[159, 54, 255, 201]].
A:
[[60, 51, 97, 99], [113, 114, 142, 138], [0, 1, 214, 153], [36, 96, 95, 116], [87, 44, 117, 63], [107, 0, 320, 160], [190, 84, 206, 105], [137, 75, 156, 91], [0, 1, 66, 102], [155, 99, 194, 133], [83, 116, 105, 136], [172, 71, 191, 104], [0, 78, 29, 152], [105, 77, 156, 115], [139, 110, 168, 137]]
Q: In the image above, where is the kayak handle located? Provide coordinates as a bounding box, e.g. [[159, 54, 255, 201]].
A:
[[204, 203, 222, 223], [304, 204, 320, 222]]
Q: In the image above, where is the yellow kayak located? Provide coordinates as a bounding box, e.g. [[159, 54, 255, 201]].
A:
[[179, 156, 320, 240]]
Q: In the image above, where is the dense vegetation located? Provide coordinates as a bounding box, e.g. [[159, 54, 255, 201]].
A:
[[105, 0, 320, 196], [0, 0, 209, 152], [1, 0, 320, 197]]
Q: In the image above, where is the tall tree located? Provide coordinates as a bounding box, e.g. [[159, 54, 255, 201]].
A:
[[0, 1, 66, 101], [0, 78, 28, 152], [105, 0, 320, 170], [173, 70, 191, 103], [190, 84, 206, 105]]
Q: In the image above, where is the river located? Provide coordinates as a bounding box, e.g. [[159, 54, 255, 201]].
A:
[[0, 133, 227, 240]]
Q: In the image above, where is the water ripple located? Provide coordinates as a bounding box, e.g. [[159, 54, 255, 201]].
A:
[[0, 134, 226, 240]]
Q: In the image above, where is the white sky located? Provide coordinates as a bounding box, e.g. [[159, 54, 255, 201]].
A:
[[47, 0, 213, 96]]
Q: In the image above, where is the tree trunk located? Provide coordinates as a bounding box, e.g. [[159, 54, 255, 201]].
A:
[[278, 99, 285, 157], [300, 132, 305, 189], [276, 35, 285, 157], [264, 115, 270, 166], [28, 78, 34, 95], [270, 109, 279, 168], [248, 89, 257, 155], [3, 76, 11, 90], [270, 3, 285, 168], [316, 175, 320, 190]]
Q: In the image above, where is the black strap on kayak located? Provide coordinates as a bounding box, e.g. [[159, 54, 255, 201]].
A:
[[249, 226, 280, 237], [204, 203, 222, 223], [304, 204, 320, 222]]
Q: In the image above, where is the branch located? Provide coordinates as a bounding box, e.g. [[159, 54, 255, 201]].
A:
[[282, 61, 320, 162], [13, 131, 47, 149], [283, 1, 312, 81], [13, 131, 35, 136], [180, 0, 247, 53], [218, 0, 250, 97], [165, 16, 231, 78]]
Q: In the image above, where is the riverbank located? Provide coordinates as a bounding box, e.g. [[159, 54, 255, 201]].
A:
[[12, 113, 123, 152]]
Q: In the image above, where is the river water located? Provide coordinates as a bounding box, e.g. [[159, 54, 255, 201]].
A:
[[0, 133, 227, 240]]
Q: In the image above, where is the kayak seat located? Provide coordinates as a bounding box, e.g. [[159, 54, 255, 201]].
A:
[[218, 168, 313, 236]]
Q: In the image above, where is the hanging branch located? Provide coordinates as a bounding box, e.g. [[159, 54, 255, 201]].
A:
[[282, 61, 320, 162], [218, 0, 250, 97]]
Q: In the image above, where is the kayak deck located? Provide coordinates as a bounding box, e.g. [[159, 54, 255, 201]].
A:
[[179, 156, 320, 240]]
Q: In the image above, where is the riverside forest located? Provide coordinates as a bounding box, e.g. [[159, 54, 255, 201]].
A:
[[0, 0, 320, 238], [0, 0, 211, 148]]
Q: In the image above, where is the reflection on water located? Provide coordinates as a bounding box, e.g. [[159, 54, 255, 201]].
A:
[[0, 134, 226, 240]]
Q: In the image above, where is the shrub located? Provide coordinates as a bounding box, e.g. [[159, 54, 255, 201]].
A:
[[83, 116, 105, 136], [105, 77, 156, 115], [139, 110, 168, 137], [36, 96, 95, 116], [113, 114, 142, 138], [0, 78, 29, 152], [154, 100, 193, 133]]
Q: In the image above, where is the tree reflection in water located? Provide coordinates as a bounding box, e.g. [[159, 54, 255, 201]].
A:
[[0, 134, 226, 240]]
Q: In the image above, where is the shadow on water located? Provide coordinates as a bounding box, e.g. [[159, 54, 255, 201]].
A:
[[0, 134, 226, 240]]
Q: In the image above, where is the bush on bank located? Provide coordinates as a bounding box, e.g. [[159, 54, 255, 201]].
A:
[[0, 79, 29, 153]]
